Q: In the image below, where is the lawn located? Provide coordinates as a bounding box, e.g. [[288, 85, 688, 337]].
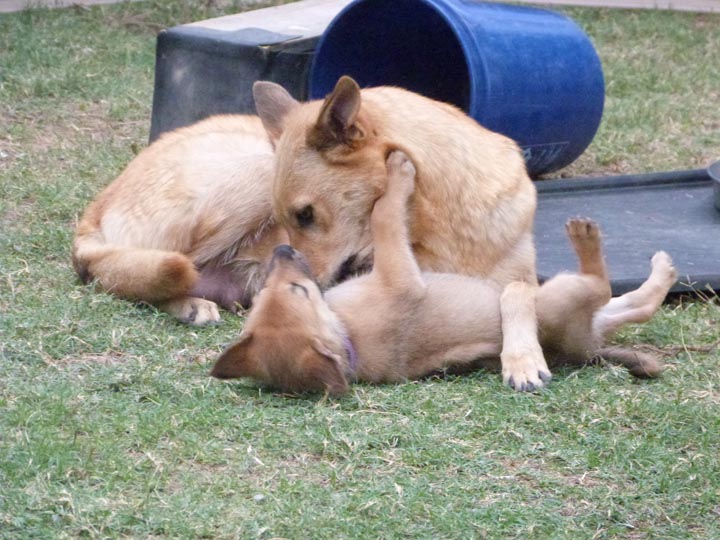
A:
[[1, 1, 719, 539]]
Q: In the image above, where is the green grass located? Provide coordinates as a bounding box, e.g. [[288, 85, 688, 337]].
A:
[[1, 2, 719, 539], [558, 7, 720, 177]]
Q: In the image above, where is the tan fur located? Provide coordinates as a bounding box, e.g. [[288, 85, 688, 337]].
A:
[[72, 115, 287, 324], [253, 77, 545, 390], [211, 152, 677, 393]]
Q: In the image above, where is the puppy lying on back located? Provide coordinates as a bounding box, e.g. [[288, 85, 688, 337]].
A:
[[211, 152, 677, 394]]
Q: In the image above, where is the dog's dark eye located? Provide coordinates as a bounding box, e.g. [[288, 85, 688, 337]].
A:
[[295, 205, 314, 228]]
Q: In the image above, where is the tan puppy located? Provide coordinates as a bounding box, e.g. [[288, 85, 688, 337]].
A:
[[253, 76, 545, 391], [211, 152, 678, 394], [72, 115, 287, 324]]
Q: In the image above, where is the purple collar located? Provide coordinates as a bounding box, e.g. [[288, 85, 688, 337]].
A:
[[343, 334, 358, 375]]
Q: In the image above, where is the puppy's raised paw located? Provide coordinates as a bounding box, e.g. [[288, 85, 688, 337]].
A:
[[650, 251, 678, 286], [160, 297, 221, 325], [566, 217, 600, 245], [385, 150, 416, 199], [386, 149, 416, 177]]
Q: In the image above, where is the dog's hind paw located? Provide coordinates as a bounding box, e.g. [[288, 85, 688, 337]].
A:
[[565, 217, 600, 245], [159, 297, 221, 325], [650, 251, 678, 286]]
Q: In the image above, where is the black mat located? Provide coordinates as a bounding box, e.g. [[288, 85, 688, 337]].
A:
[[535, 167, 720, 295]]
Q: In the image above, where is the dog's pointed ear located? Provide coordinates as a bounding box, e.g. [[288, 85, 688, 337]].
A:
[[210, 333, 256, 379], [307, 76, 365, 151], [310, 340, 349, 395], [253, 81, 299, 145]]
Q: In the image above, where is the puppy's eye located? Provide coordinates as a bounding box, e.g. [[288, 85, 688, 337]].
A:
[[295, 205, 314, 228], [290, 282, 309, 298]]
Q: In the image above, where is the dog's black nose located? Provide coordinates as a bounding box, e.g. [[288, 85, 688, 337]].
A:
[[267, 244, 315, 281], [273, 244, 297, 260]]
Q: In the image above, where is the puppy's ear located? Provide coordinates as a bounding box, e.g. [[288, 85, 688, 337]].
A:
[[253, 81, 299, 145], [210, 333, 256, 379], [310, 340, 349, 395], [307, 76, 365, 151]]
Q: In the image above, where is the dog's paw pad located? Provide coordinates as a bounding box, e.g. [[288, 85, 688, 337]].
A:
[[566, 218, 600, 241], [162, 297, 221, 325], [183, 299, 221, 325]]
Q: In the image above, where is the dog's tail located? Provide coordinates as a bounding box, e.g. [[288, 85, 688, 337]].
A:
[[72, 224, 198, 303], [594, 346, 665, 378]]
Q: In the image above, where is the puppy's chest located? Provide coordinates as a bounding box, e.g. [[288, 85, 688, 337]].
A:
[[327, 289, 423, 379]]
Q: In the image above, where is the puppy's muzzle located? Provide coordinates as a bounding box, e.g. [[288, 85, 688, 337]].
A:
[[268, 244, 314, 279], [272, 244, 300, 261]]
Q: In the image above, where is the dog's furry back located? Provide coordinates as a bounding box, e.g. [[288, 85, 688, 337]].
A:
[[72, 115, 276, 303], [366, 88, 537, 280]]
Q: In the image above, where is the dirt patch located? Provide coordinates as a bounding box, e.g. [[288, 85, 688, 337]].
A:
[[0, 0, 143, 14], [45, 350, 137, 366], [1, 198, 36, 226], [1, 101, 145, 165], [159, 449, 329, 498], [0, 108, 25, 167], [489, 455, 611, 490]]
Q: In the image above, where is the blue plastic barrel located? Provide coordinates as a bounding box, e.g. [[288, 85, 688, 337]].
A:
[[309, 0, 605, 176]]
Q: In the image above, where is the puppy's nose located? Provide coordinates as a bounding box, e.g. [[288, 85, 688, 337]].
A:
[[273, 244, 297, 260]]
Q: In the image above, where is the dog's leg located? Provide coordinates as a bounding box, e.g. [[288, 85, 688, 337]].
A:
[[536, 219, 612, 361], [566, 218, 609, 282], [540, 218, 612, 318], [593, 251, 677, 341], [497, 219, 605, 391], [157, 296, 221, 325], [500, 281, 550, 391], [368, 151, 426, 295]]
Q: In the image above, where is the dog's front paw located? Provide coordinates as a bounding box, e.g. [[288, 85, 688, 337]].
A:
[[501, 344, 551, 392], [385, 150, 416, 198], [160, 297, 221, 325]]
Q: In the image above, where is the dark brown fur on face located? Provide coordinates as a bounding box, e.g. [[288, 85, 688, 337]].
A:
[[212, 152, 677, 394]]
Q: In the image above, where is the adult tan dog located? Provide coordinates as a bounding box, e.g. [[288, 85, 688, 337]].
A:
[[253, 76, 543, 390], [211, 152, 677, 394], [72, 115, 286, 324]]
